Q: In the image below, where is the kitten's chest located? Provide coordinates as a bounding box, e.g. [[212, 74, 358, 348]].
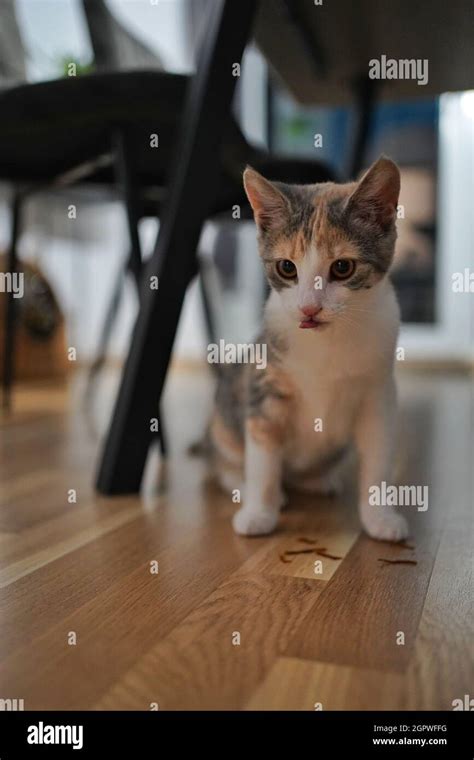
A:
[[282, 341, 367, 471]]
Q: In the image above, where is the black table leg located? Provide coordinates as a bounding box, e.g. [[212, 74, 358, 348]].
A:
[[114, 126, 168, 457], [84, 130, 142, 398], [114, 128, 143, 287], [348, 77, 377, 179], [2, 191, 22, 411], [96, 0, 257, 494]]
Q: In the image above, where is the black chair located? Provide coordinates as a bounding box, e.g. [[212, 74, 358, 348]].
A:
[[0, 0, 171, 424], [0, 0, 335, 490], [0, 68, 334, 376], [93, 0, 332, 494]]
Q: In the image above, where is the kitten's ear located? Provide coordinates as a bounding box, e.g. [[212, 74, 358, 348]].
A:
[[243, 167, 289, 232], [346, 157, 400, 231]]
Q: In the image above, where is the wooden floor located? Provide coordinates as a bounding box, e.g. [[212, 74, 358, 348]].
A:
[[0, 365, 472, 711]]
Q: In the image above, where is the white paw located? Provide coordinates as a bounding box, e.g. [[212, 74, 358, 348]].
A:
[[232, 507, 279, 536], [362, 509, 409, 542]]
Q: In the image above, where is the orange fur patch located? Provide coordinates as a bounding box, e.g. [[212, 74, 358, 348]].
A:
[[210, 411, 244, 463], [246, 416, 283, 449], [288, 228, 307, 262]]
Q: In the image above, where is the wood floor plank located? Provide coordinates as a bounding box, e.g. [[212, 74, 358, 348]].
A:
[[1, 469, 67, 508], [0, 468, 97, 534], [0, 369, 471, 710], [262, 523, 357, 582], [0, 480, 233, 659], [284, 526, 441, 671], [0, 513, 159, 659], [95, 574, 320, 711], [400, 522, 473, 710], [0, 512, 267, 707], [0, 496, 138, 568], [246, 657, 405, 710], [249, 519, 473, 711], [0, 503, 142, 589]]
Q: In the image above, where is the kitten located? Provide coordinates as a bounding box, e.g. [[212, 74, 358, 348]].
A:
[[210, 156, 409, 542]]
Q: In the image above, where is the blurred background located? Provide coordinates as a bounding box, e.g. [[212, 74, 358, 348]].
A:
[[0, 0, 472, 396]]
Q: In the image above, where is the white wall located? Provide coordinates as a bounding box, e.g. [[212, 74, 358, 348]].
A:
[[15, 0, 191, 80], [400, 92, 474, 361]]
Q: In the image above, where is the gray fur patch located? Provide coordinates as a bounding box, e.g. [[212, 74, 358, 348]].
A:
[[327, 197, 396, 274], [264, 262, 293, 291], [344, 263, 378, 290], [215, 364, 246, 441]]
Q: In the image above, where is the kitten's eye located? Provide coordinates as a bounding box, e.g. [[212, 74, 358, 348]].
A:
[[276, 259, 297, 279], [330, 259, 356, 280]]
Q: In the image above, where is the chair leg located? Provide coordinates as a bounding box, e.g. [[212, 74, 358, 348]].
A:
[[114, 126, 167, 458], [96, 0, 257, 494], [198, 257, 217, 347], [113, 129, 142, 287], [348, 77, 377, 179], [2, 192, 22, 411], [86, 129, 143, 395], [156, 408, 167, 457]]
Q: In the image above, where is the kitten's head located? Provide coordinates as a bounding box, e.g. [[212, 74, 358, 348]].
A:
[[243, 157, 400, 330]]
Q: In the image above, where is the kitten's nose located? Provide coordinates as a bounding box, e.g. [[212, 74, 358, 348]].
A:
[[301, 305, 322, 317]]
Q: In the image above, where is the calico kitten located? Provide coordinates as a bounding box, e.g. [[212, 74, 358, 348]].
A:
[[210, 156, 409, 541]]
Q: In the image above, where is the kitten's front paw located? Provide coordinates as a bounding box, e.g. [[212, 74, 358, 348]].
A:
[[232, 507, 279, 536], [361, 508, 409, 542]]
